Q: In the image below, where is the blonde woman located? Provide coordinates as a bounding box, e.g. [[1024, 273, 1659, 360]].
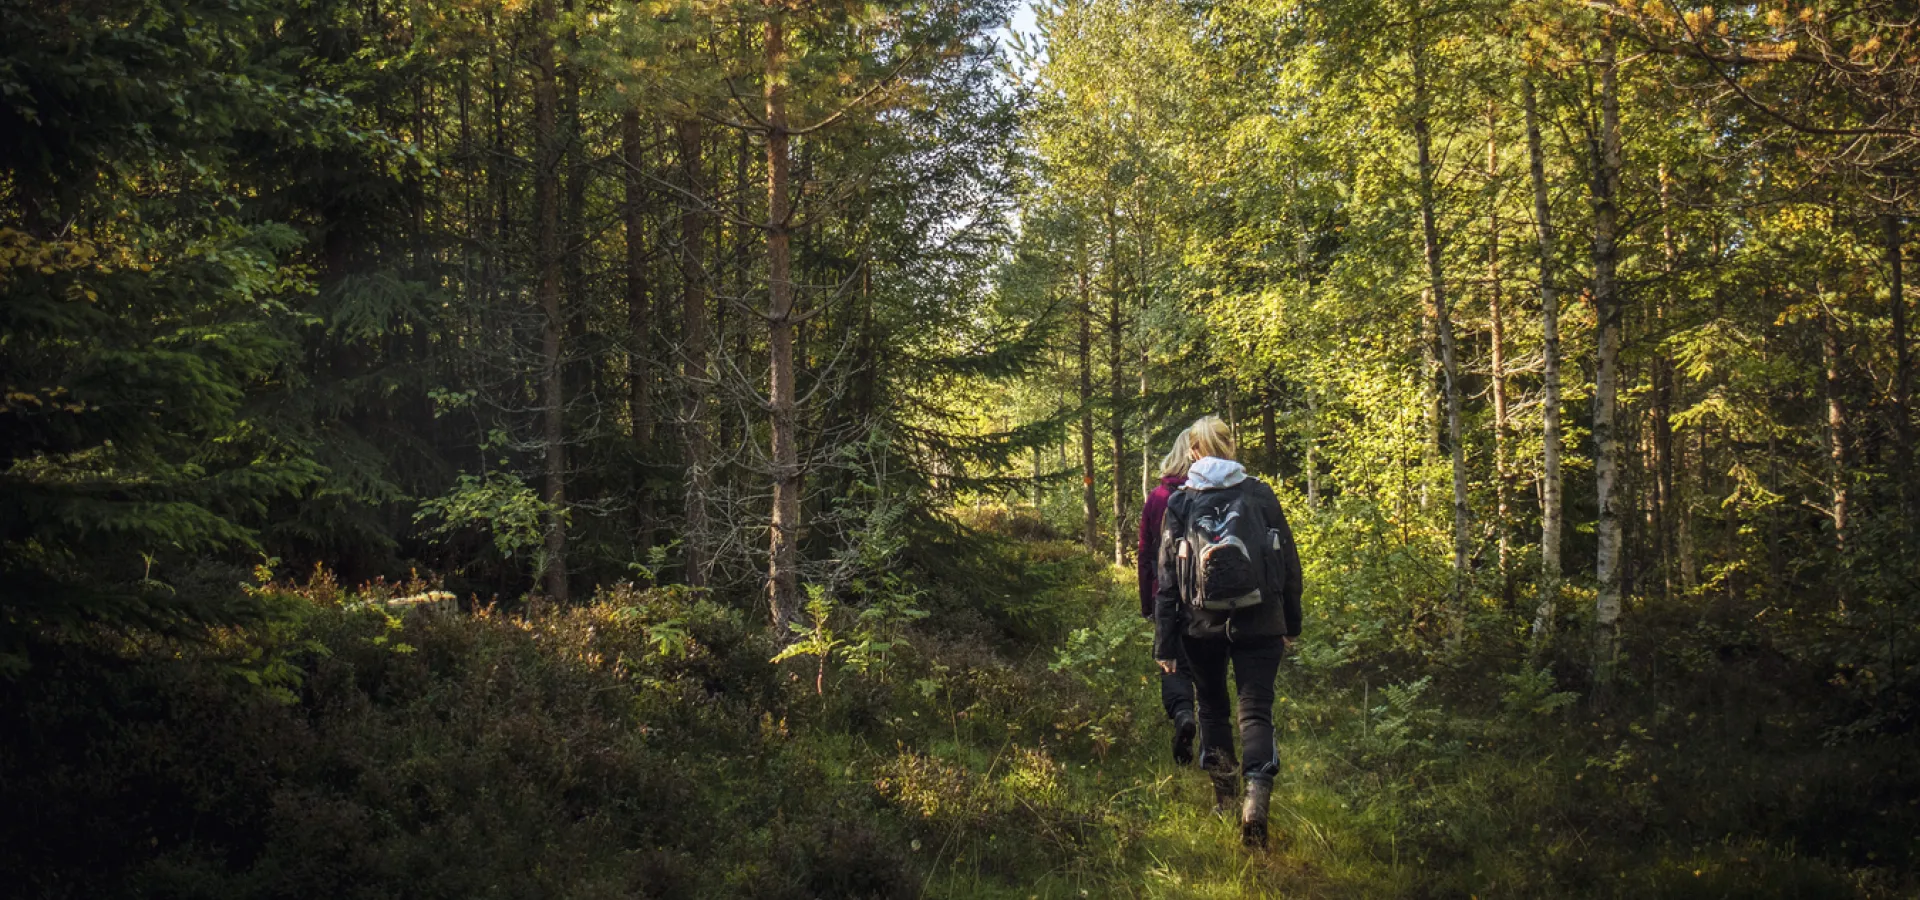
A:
[[1152, 415, 1303, 849], [1137, 430, 1197, 765]]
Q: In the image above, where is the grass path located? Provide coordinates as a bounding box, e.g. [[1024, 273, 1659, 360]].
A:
[[908, 543, 1404, 899]]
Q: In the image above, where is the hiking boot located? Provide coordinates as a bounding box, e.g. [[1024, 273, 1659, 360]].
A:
[[1171, 713, 1196, 766], [1202, 751, 1239, 816], [1241, 780, 1272, 849]]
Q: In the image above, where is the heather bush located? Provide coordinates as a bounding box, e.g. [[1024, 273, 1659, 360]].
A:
[[0, 574, 919, 900]]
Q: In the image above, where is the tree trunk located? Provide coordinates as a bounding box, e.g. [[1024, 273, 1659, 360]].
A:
[[676, 117, 712, 589], [1414, 46, 1471, 622], [485, 9, 507, 293], [1822, 294, 1849, 553], [1305, 395, 1319, 507], [1137, 200, 1156, 501], [1887, 211, 1912, 517], [764, 15, 800, 635], [1262, 386, 1278, 478], [1034, 443, 1045, 508], [1139, 357, 1151, 499], [855, 249, 876, 432], [719, 128, 754, 454], [1766, 434, 1785, 604], [1526, 76, 1563, 645], [1078, 249, 1099, 551], [625, 110, 653, 452], [457, 58, 476, 335], [532, 0, 568, 603], [1655, 165, 1684, 595], [1421, 298, 1440, 514], [1620, 398, 1642, 602], [1590, 28, 1625, 681], [1487, 100, 1513, 607], [1109, 214, 1128, 566], [1677, 422, 1699, 592], [623, 108, 656, 562], [560, 25, 589, 403]]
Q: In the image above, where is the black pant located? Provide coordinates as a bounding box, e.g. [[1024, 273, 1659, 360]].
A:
[[1184, 634, 1285, 784], [1159, 639, 1194, 722]]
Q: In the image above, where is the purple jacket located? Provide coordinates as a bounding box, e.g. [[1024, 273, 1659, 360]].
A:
[[1136, 473, 1186, 618]]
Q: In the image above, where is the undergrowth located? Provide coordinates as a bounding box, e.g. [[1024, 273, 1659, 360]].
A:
[[2, 506, 1915, 898]]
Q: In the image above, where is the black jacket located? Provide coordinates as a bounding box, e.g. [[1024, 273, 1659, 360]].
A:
[[1152, 475, 1303, 659]]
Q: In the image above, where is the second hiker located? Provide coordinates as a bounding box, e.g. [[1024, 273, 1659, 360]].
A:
[[1138, 430, 1198, 765]]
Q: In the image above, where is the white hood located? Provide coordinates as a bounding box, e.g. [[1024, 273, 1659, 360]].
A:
[[1185, 456, 1246, 490]]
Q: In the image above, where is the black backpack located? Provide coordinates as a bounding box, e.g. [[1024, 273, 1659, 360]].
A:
[[1175, 483, 1276, 611]]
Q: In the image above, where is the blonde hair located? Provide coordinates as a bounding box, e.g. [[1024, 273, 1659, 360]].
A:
[[1185, 415, 1237, 461], [1159, 430, 1193, 478]]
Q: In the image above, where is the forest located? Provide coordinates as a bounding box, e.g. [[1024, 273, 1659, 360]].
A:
[[2, 0, 1916, 896]]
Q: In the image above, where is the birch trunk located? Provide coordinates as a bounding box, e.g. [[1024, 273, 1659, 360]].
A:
[[1487, 101, 1513, 606], [1591, 28, 1626, 680], [1822, 295, 1849, 552], [1526, 76, 1563, 644]]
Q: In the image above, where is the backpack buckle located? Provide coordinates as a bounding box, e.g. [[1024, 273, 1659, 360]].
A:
[[1199, 590, 1262, 612]]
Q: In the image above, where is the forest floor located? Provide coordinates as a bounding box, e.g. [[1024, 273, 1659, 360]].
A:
[[3, 507, 1916, 899], [888, 507, 1919, 899]]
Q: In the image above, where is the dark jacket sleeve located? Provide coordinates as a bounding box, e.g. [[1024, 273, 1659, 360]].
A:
[[1259, 484, 1304, 637], [1153, 492, 1187, 660], [1135, 486, 1167, 619]]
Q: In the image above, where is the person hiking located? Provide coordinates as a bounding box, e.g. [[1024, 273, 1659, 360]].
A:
[[1152, 415, 1303, 848], [1138, 430, 1198, 765]]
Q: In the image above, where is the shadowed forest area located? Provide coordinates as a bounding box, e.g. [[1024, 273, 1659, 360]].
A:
[[2, 0, 1918, 896]]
